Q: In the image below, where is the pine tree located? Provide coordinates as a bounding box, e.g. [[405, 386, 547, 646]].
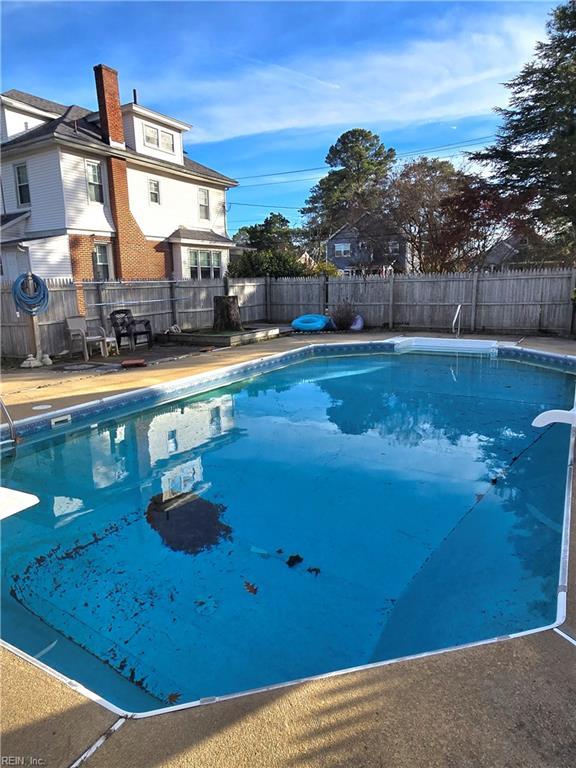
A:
[[301, 129, 396, 239], [473, 1, 576, 230]]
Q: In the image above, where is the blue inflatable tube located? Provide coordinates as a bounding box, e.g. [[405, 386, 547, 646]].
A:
[[291, 314, 329, 332]]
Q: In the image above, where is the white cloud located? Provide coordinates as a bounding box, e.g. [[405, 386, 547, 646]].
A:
[[139, 11, 545, 144]]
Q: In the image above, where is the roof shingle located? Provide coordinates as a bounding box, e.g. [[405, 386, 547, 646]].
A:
[[169, 228, 235, 245], [1, 90, 237, 186]]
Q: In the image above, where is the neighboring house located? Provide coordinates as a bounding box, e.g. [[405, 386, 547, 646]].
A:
[[483, 235, 527, 271], [325, 213, 409, 274], [0, 64, 238, 284], [297, 250, 315, 268]]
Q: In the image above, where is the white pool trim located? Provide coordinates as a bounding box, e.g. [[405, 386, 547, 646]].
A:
[[1, 337, 574, 719]]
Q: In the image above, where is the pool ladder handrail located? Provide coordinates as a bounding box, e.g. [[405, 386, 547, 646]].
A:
[[0, 395, 17, 453], [452, 304, 462, 337]]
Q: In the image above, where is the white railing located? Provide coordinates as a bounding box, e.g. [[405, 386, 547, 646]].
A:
[[451, 304, 462, 337], [0, 396, 17, 447]]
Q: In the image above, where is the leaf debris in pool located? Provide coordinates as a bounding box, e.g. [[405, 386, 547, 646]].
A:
[[145, 492, 232, 555]]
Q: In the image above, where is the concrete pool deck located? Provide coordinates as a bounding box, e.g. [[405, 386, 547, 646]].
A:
[[1, 330, 576, 767]]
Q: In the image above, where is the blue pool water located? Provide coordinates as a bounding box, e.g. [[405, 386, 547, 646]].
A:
[[1, 352, 573, 711]]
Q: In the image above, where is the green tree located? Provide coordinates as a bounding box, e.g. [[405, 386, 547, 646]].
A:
[[227, 249, 307, 278], [387, 158, 517, 272], [472, 1, 576, 231], [233, 213, 298, 255], [309, 260, 340, 277], [302, 129, 396, 239]]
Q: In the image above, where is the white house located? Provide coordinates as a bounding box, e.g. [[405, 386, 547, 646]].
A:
[[0, 64, 238, 283]]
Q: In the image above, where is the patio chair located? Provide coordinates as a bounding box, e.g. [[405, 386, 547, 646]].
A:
[[109, 309, 153, 352], [65, 316, 119, 362]]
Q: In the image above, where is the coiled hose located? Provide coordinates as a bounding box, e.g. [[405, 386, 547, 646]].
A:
[[12, 273, 50, 315]]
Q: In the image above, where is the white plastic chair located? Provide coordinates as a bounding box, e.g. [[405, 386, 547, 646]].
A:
[[65, 316, 119, 362]]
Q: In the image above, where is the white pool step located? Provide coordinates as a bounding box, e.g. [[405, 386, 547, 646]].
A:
[[390, 337, 499, 355]]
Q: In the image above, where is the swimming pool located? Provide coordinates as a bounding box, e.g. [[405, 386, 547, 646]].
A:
[[1, 346, 574, 714]]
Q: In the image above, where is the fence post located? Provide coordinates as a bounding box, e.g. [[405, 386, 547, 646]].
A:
[[568, 267, 576, 336], [265, 275, 272, 322], [470, 271, 479, 332], [95, 282, 107, 329], [169, 280, 178, 326], [319, 276, 325, 314], [388, 271, 394, 329]]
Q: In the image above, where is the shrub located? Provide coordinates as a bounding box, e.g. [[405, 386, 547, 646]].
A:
[[331, 300, 356, 330]]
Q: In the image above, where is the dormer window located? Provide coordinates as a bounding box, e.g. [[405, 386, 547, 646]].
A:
[[144, 124, 158, 146], [143, 123, 174, 154], [160, 131, 174, 153]]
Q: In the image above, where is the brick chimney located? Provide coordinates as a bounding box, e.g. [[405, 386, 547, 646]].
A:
[[93, 64, 125, 148], [81, 64, 169, 280]]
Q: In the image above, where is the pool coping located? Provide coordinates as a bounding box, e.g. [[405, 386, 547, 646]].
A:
[[1, 336, 575, 719]]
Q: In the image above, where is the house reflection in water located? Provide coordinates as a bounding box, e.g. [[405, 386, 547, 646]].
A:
[[47, 394, 238, 522]]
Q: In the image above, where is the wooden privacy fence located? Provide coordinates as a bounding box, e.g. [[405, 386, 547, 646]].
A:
[[1, 270, 574, 358], [270, 269, 576, 335], [82, 278, 267, 334], [1, 277, 268, 357], [1, 278, 79, 358]]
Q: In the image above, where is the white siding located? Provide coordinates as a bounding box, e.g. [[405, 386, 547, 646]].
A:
[[147, 396, 235, 465], [126, 115, 184, 165], [28, 235, 72, 279], [1, 106, 48, 140], [1, 148, 66, 231], [126, 165, 227, 238], [0, 246, 31, 280], [60, 149, 115, 235], [122, 113, 136, 150], [1, 236, 72, 280]]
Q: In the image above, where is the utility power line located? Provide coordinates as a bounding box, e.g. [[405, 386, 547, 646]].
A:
[[233, 135, 495, 181], [228, 202, 302, 210], [226, 141, 493, 219]]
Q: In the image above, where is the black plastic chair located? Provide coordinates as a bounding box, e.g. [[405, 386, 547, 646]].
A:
[[109, 309, 153, 352]]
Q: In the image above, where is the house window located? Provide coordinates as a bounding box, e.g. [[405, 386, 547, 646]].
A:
[[144, 124, 159, 147], [86, 161, 104, 203], [14, 163, 31, 207], [198, 188, 210, 220], [160, 131, 174, 153], [334, 242, 351, 259], [148, 179, 161, 204], [167, 429, 178, 454], [212, 251, 222, 279], [188, 249, 199, 278], [187, 249, 223, 280], [199, 251, 212, 279], [92, 243, 113, 281], [143, 124, 175, 153]]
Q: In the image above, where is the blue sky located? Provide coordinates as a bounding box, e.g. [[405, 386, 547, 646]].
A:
[[1, 1, 557, 232]]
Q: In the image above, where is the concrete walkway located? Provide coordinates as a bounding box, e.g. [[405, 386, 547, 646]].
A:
[[2, 330, 576, 767]]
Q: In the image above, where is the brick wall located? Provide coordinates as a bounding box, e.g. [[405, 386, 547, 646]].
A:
[[106, 157, 171, 279], [69, 232, 171, 312]]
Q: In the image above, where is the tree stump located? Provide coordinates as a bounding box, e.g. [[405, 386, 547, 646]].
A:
[[213, 295, 243, 332]]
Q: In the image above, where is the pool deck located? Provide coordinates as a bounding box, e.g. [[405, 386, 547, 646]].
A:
[[2, 330, 576, 768]]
